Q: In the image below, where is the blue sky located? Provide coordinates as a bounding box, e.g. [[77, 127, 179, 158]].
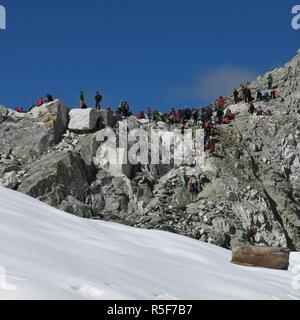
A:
[[0, 0, 299, 112]]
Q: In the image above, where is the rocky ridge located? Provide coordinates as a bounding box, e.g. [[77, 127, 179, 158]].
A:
[[1, 50, 300, 250]]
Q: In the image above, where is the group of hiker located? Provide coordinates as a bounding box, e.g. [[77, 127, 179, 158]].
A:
[[37, 94, 54, 106], [117, 101, 132, 117], [9, 70, 286, 206], [183, 74, 282, 199], [13, 73, 281, 131], [138, 108, 199, 125], [187, 176, 203, 202], [79, 91, 103, 111], [15, 94, 54, 113], [232, 74, 280, 105], [232, 76, 277, 106], [230, 74, 284, 118]]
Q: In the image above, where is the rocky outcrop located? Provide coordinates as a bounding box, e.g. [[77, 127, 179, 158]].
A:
[[29, 99, 69, 143], [231, 245, 290, 270], [18, 151, 93, 207], [99, 109, 119, 128], [0, 100, 69, 166], [0, 171, 18, 189], [1, 50, 300, 251], [59, 196, 92, 219]]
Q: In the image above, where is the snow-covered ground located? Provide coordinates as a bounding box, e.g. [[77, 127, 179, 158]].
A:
[[0, 186, 299, 300]]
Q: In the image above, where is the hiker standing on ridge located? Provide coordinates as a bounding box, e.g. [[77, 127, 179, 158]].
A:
[[216, 97, 225, 124], [37, 97, 44, 107], [271, 88, 277, 100], [217, 96, 225, 109], [267, 74, 273, 90], [147, 107, 152, 119], [188, 176, 202, 202], [80, 91, 87, 109], [246, 88, 252, 103], [256, 90, 263, 101], [95, 91, 102, 111], [137, 111, 145, 120], [123, 101, 130, 117], [241, 85, 247, 102], [233, 89, 239, 104], [248, 103, 255, 114], [46, 94, 54, 103]]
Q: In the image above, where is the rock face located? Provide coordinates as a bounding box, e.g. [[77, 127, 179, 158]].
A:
[[1, 50, 300, 251], [98, 109, 119, 128], [231, 246, 290, 270], [0, 105, 8, 123], [0, 100, 69, 165], [18, 151, 94, 207], [68, 108, 101, 132], [0, 171, 18, 189], [30, 100, 70, 144]]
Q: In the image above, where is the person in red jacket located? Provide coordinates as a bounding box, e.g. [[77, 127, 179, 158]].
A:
[[217, 96, 225, 108], [15, 107, 24, 113], [137, 111, 145, 120], [271, 88, 277, 100], [37, 97, 44, 107], [180, 117, 186, 125]]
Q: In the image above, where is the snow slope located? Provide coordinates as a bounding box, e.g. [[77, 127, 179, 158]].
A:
[[0, 186, 299, 300]]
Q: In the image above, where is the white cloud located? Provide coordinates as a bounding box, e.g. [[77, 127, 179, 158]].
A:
[[184, 66, 258, 101]]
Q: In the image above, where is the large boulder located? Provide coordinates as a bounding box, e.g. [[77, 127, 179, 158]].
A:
[[68, 108, 101, 132], [0, 171, 18, 189], [90, 193, 106, 215], [0, 101, 69, 165], [231, 245, 290, 270], [29, 99, 70, 143], [174, 188, 191, 208], [59, 196, 92, 218], [18, 151, 92, 207], [0, 119, 55, 163]]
